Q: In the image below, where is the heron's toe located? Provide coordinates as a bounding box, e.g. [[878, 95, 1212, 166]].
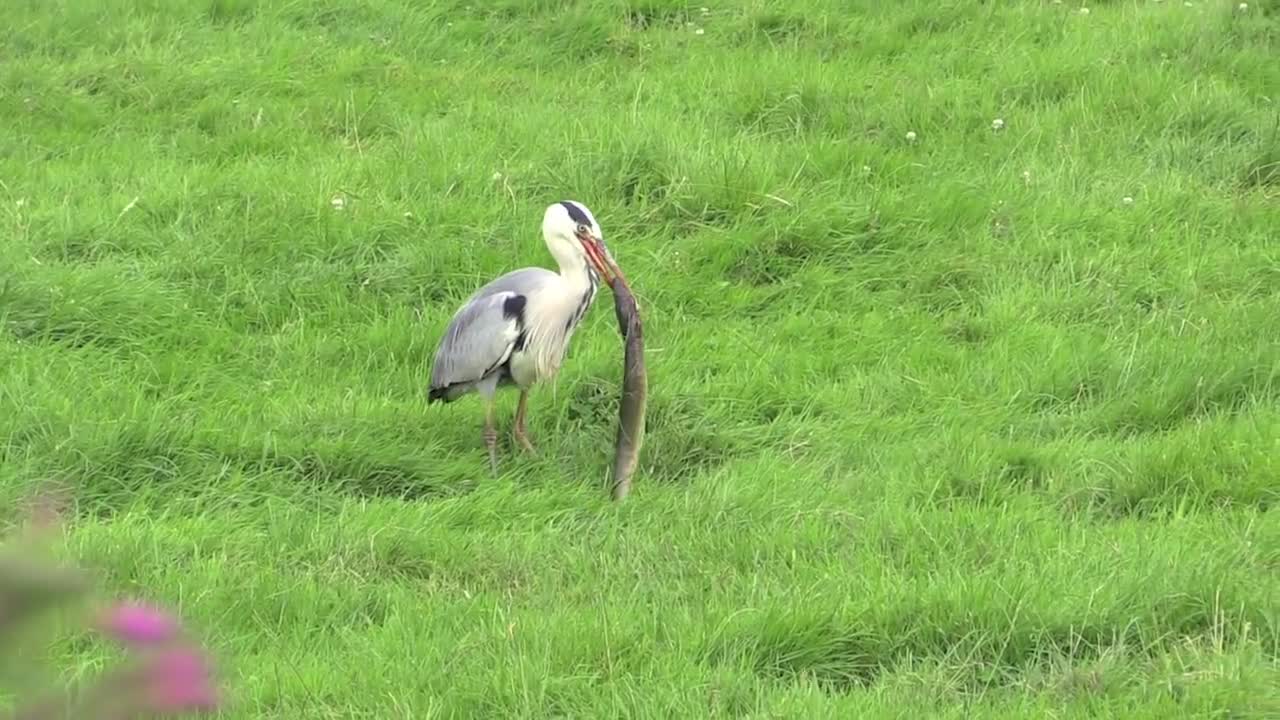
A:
[[514, 431, 537, 454]]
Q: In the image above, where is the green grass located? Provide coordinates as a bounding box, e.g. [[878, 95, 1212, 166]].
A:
[[2, 0, 1278, 716]]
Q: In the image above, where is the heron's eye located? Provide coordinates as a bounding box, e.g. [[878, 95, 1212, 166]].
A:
[[576, 224, 590, 236]]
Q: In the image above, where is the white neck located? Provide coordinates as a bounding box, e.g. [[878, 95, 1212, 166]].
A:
[[545, 232, 594, 290]]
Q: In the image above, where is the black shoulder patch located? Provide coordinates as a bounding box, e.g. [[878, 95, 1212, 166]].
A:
[[502, 294, 527, 322], [559, 201, 591, 226]]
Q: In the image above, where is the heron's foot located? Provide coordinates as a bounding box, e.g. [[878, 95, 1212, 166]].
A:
[[514, 427, 537, 455]]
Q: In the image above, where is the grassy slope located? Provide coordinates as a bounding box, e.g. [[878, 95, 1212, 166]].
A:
[[2, 0, 1278, 716]]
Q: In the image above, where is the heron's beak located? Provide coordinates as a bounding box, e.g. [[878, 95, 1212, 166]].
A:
[[599, 243, 626, 287], [580, 233, 624, 288]]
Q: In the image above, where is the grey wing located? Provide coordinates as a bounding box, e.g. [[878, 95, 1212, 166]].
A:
[[475, 267, 559, 297], [428, 289, 526, 402]]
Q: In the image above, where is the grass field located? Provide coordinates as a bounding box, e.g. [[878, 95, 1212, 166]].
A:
[[2, 0, 1279, 716]]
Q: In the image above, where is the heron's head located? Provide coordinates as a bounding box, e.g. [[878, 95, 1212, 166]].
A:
[[542, 200, 623, 287]]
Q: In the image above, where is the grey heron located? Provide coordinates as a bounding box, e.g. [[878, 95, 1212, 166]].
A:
[[427, 200, 625, 473]]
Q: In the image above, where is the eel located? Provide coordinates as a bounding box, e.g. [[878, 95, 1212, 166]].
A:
[[608, 274, 646, 501]]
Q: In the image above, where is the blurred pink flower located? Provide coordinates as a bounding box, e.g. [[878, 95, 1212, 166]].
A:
[[100, 602, 181, 646], [4, 489, 222, 717], [142, 647, 220, 712]]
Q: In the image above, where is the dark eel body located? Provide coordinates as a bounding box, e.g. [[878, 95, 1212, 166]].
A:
[[608, 274, 646, 501]]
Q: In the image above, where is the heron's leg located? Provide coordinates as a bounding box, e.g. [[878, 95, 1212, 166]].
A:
[[483, 397, 499, 475], [514, 389, 536, 454]]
